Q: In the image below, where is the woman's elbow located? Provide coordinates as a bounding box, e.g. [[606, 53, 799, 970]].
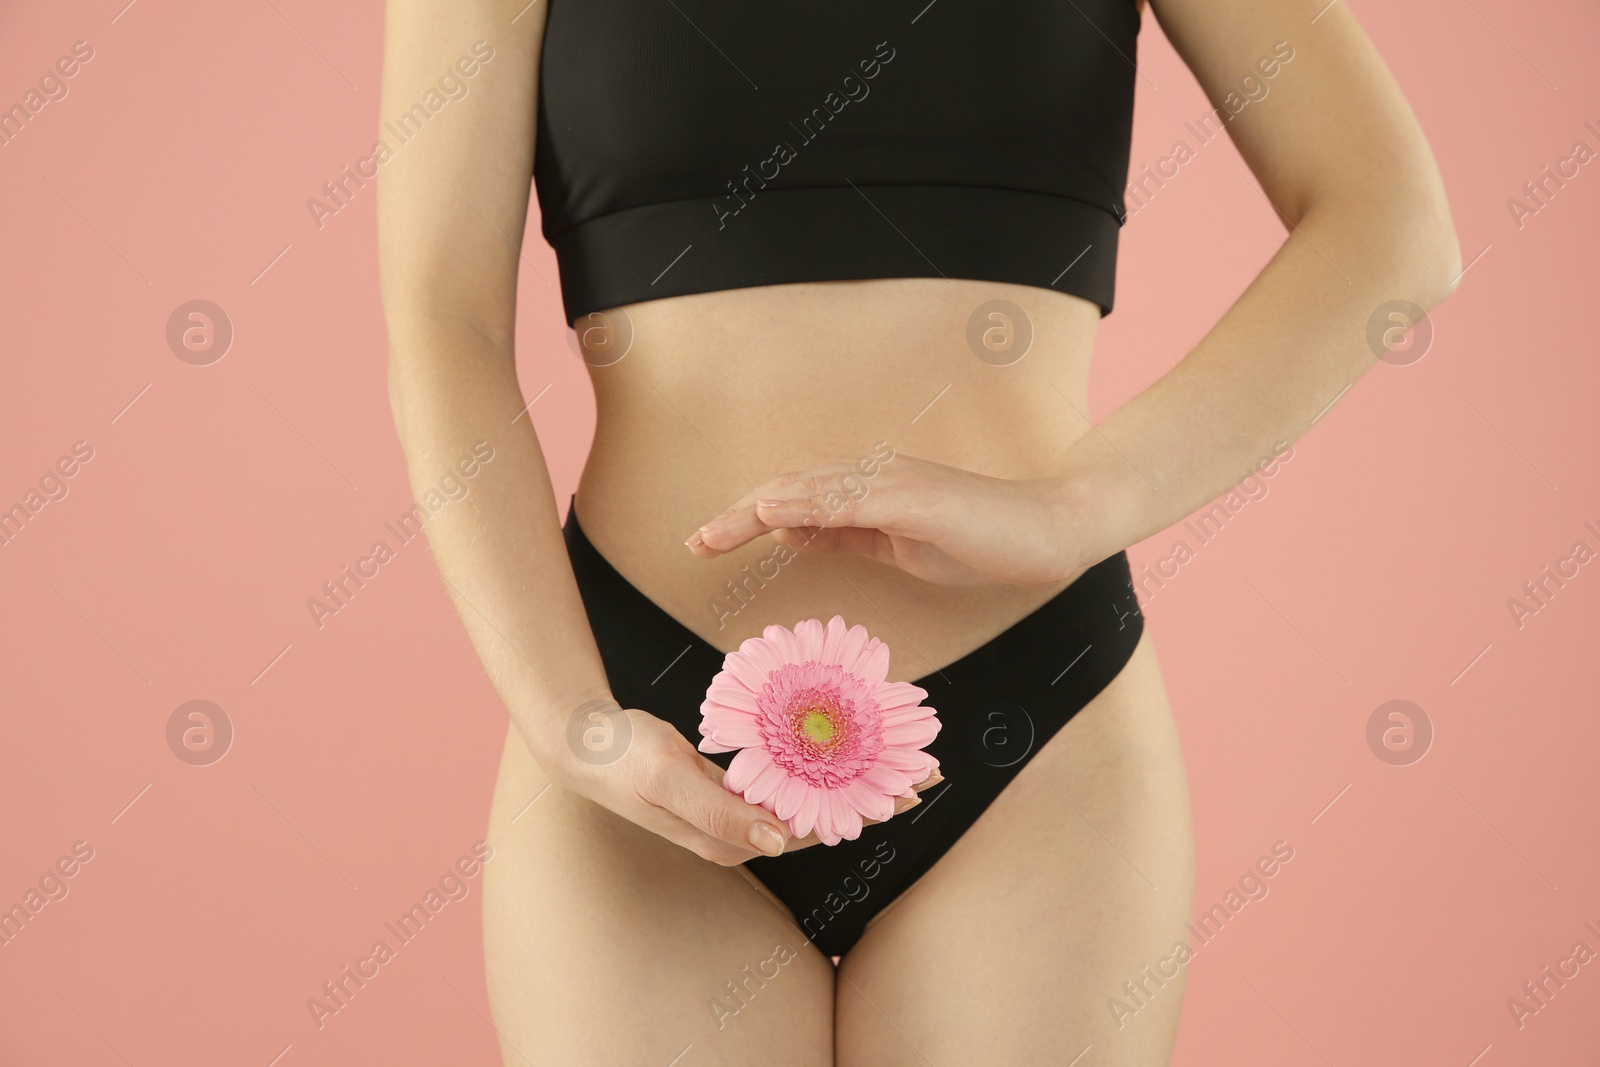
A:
[[1303, 162, 1462, 311], [1387, 161, 1463, 309], [1341, 185, 1462, 312], [1414, 199, 1463, 310]]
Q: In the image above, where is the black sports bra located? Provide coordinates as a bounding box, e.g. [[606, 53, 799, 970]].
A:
[[534, 0, 1141, 324]]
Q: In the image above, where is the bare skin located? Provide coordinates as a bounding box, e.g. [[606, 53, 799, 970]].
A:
[[377, 0, 1459, 1062], [485, 632, 1191, 1066]]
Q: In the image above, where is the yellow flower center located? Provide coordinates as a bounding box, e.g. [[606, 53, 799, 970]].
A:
[[800, 710, 835, 745]]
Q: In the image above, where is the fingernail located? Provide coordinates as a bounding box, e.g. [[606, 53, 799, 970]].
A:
[[684, 531, 704, 548], [698, 519, 722, 534], [756, 499, 784, 508], [749, 822, 786, 857]]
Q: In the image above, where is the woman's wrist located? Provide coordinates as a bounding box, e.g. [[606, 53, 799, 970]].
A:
[[1041, 435, 1163, 577], [513, 678, 621, 771]]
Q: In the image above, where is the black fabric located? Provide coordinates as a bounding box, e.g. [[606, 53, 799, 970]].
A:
[[562, 498, 1145, 957], [535, 0, 1142, 322]]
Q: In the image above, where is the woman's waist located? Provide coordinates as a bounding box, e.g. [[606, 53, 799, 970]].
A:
[[572, 435, 1100, 681], [580, 278, 1102, 476], [566, 277, 1107, 676]]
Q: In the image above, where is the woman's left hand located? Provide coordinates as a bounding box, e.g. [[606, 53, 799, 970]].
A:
[[684, 454, 1090, 587]]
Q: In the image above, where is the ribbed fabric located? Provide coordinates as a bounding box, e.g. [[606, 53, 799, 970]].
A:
[[562, 498, 1145, 957], [534, 0, 1141, 322]]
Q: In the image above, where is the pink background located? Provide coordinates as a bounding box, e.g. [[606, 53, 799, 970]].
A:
[[2, 0, 1597, 1063]]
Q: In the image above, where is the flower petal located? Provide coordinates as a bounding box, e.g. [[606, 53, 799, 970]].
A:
[[852, 639, 891, 687], [836, 623, 873, 677], [882, 703, 937, 729], [844, 779, 895, 821], [832, 792, 865, 840], [818, 791, 860, 845], [772, 775, 809, 821], [793, 617, 825, 664], [878, 747, 938, 776], [882, 719, 940, 747], [819, 616, 849, 666], [874, 681, 929, 712], [812, 787, 838, 843], [700, 709, 764, 748], [738, 635, 787, 676], [744, 761, 787, 805], [705, 683, 760, 713], [763, 623, 800, 663], [861, 763, 915, 796], [792, 786, 822, 838], [725, 746, 773, 794], [719, 650, 773, 695]]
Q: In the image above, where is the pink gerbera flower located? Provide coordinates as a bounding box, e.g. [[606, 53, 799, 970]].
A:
[[698, 616, 941, 846]]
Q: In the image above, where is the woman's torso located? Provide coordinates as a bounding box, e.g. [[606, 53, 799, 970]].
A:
[[537, 0, 1141, 681], [572, 278, 1104, 683]]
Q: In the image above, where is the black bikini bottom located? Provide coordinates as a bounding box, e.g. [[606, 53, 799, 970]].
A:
[[562, 498, 1145, 957]]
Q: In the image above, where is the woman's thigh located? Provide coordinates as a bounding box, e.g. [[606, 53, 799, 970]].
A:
[[835, 634, 1195, 1066], [482, 724, 837, 1067]]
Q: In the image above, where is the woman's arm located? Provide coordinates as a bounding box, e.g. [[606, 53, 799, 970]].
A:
[[1054, 0, 1461, 564], [377, 0, 792, 862], [378, 0, 605, 759], [690, 0, 1460, 586]]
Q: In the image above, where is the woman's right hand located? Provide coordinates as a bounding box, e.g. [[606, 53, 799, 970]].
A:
[[541, 698, 938, 865]]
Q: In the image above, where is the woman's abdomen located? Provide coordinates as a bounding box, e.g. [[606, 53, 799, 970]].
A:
[[571, 276, 1104, 683]]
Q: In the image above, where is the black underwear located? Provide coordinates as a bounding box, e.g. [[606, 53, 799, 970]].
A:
[[562, 499, 1145, 957]]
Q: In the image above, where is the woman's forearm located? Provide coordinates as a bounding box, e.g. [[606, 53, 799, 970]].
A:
[[1057, 190, 1461, 564], [388, 315, 612, 761]]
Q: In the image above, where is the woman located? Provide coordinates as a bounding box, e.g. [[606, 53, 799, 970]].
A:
[[377, 0, 1458, 1061]]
